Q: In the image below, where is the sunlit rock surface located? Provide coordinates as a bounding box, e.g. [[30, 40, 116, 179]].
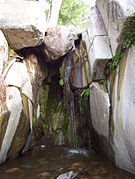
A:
[[0, 52, 47, 164], [88, 36, 112, 80], [90, 82, 110, 139], [0, 58, 34, 164], [110, 45, 135, 174], [0, 0, 46, 50], [0, 30, 8, 74], [96, 0, 135, 54], [83, 5, 112, 81], [5, 61, 32, 101], [0, 87, 22, 163], [85, 0, 135, 175]]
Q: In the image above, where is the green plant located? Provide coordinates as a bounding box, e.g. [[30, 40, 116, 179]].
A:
[[81, 88, 89, 98], [59, 79, 64, 86], [106, 52, 123, 77], [80, 88, 90, 115], [38, 86, 49, 132]]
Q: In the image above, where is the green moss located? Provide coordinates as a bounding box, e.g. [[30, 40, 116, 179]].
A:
[[8, 47, 15, 61], [32, 116, 35, 127], [0, 116, 1, 121], [38, 85, 49, 132]]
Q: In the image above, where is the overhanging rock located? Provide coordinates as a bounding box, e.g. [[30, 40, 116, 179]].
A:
[[0, 0, 46, 50]]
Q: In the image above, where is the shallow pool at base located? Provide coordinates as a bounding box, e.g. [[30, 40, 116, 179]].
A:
[[0, 146, 134, 179]]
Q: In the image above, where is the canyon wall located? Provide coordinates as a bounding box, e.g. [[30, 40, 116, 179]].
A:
[[83, 0, 135, 174]]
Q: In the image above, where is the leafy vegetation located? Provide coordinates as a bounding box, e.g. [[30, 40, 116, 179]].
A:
[[58, 0, 89, 29], [59, 79, 64, 87], [80, 88, 90, 115]]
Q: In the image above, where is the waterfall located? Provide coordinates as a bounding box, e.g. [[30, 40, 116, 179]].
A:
[[63, 53, 77, 147], [62, 40, 91, 148]]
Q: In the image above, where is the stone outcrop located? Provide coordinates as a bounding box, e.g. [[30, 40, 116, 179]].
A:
[[83, 6, 112, 81], [109, 46, 135, 173], [0, 87, 22, 162], [43, 26, 75, 62], [69, 40, 91, 89], [0, 58, 33, 163], [84, 0, 135, 175], [0, 30, 8, 74], [0, 0, 46, 50], [90, 82, 110, 139], [96, 0, 135, 54], [5, 61, 33, 101], [0, 36, 50, 163]]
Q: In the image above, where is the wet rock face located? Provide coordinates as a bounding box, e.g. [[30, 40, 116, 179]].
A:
[[0, 0, 46, 50], [43, 26, 75, 62], [69, 40, 91, 89]]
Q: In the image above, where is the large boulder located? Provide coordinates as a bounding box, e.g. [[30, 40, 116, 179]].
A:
[[90, 82, 110, 139], [109, 45, 135, 174], [0, 87, 22, 163], [96, 0, 135, 54], [0, 0, 46, 50], [5, 61, 32, 101], [89, 82, 114, 159], [0, 30, 8, 74], [83, 5, 112, 81], [0, 60, 33, 164], [43, 26, 75, 62]]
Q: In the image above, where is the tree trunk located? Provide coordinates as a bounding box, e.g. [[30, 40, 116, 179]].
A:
[[47, 0, 62, 27]]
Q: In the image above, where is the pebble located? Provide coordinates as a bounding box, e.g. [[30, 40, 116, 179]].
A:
[[6, 168, 20, 174]]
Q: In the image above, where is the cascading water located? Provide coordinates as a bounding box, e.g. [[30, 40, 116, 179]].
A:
[[63, 41, 89, 148], [63, 53, 77, 147]]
